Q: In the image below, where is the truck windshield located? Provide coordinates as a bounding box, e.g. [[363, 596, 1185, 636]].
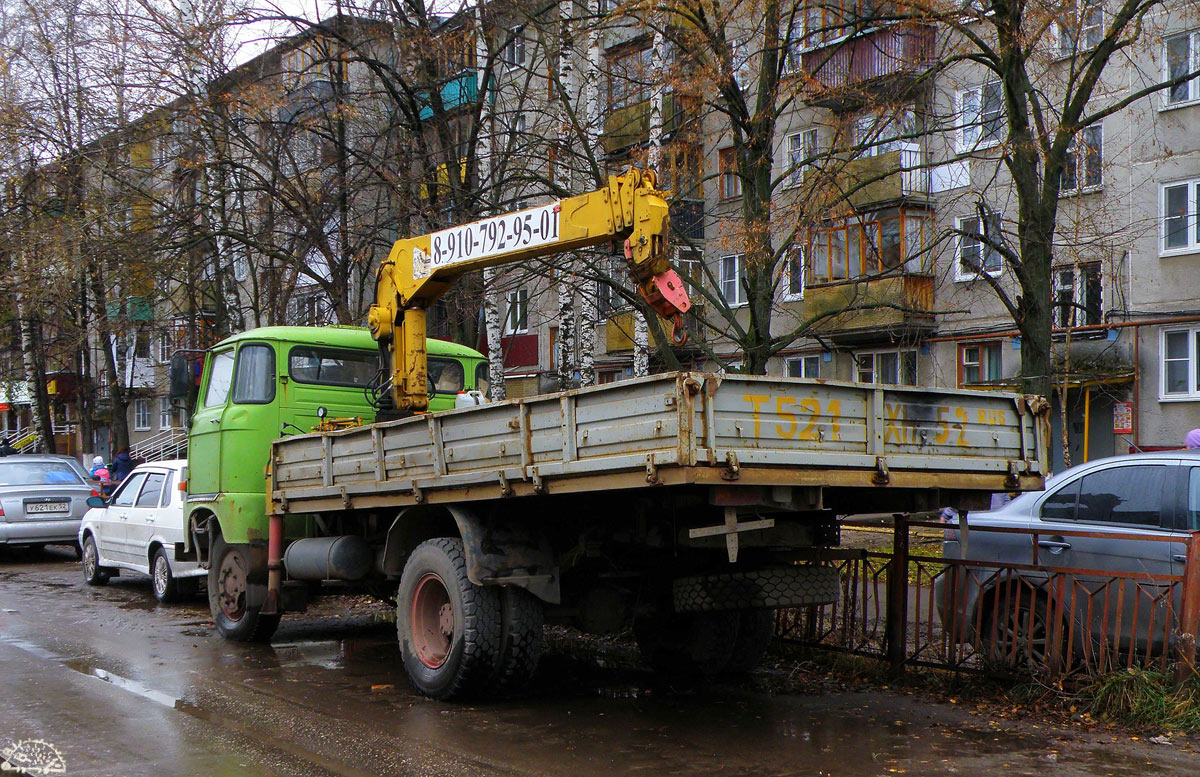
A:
[[204, 349, 235, 407], [289, 347, 378, 387]]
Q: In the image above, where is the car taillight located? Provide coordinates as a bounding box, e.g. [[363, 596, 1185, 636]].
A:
[[0, 504, 5, 517]]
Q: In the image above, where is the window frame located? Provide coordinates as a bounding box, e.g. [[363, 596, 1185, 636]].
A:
[[807, 207, 931, 283], [719, 147, 742, 200], [957, 341, 1003, 386], [785, 128, 817, 188], [856, 349, 918, 386], [231, 343, 277, 405], [1160, 178, 1200, 256], [1160, 325, 1200, 401], [286, 346, 379, 389], [504, 288, 529, 335], [501, 28, 526, 70], [1052, 263, 1103, 329], [133, 398, 152, 431], [957, 82, 1004, 152], [783, 244, 805, 301], [1163, 31, 1200, 109], [955, 212, 1003, 281], [719, 253, 746, 307], [1060, 124, 1103, 194], [786, 355, 821, 378], [159, 397, 176, 430]]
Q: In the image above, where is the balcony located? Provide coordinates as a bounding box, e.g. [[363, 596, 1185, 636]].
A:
[[801, 25, 935, 108], [841, 146, 927, 208], [670, 198, 704, 240], [602, 93, 694, 154], [804, 273, 935, 344], [418, 71, 487, 121], [279, 79, 335, 124]]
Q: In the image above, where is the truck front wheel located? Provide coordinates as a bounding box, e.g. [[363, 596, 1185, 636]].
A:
[[209, 535, 279, 642], [397, 538, 502, 700]]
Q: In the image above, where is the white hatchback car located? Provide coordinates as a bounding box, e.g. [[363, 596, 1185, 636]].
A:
[[79, 459, 204, 602]]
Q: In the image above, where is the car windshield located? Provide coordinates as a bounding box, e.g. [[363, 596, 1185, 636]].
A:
[[0, 461, 85, 486]]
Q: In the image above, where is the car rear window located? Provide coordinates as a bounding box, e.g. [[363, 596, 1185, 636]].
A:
[[0, 461, 85, 486], [288, 347, 377, 387]]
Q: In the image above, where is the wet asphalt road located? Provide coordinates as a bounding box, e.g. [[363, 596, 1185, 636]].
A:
[[2, 547, 1198, 777]]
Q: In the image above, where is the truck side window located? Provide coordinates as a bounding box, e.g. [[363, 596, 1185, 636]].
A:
[[428, 358, 464, 394], [288, 347, 378, 387], [232, 344, 276, 404], [475, 362, 490, 397], [204, 349, 235, 407]]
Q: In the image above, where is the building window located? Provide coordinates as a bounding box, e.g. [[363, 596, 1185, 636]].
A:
[[854, 108, 917, 157], [957, 82, 1003, 151], [1161, 178, 1200, 254], [1052, 264, 1102, 328], [1162, 326, 1200, 399], [720, 254, 746, 307], [1061, 125, 1102, 192], [159, 397, 177, 429], [133, 399, 152, 431], [955, 212, 1003, 280], [786, 355, 820, 378], [1165, 32, 1200, 107], [675, 247, 703, 295], [719, 147, 741, 200], [857, 350, 917, 385], [502, 29, 525, 69], [157, 331, 172, 363], [607, 45, 653, 111], [596, 258, 626, 317], [784, 244, 805, 300], [504, 288, 528, 334], [1057, 0, 1103, 55], [808, 208, 930, 282], [786, 129, 817, 188], [959, 342, 1002, 385]]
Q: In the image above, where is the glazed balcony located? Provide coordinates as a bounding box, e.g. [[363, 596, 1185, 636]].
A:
[[805, 273, 935, 344], [802, 25, 935, 108], [602, 93, 695, 154]]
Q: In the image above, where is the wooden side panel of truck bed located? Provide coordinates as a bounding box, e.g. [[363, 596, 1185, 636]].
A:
[[269, 372, 1046, 513]]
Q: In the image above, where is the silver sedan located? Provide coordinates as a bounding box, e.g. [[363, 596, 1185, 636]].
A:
[[0, 455, 96, 552]]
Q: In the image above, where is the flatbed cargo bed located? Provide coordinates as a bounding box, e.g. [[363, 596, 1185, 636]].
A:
[[269, 372, 1046, 515]]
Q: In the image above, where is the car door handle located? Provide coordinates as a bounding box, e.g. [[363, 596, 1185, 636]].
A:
[[1174, 554, 1187, 563], [210, 418, 220, 424], [1038, 540, 1072, 551]]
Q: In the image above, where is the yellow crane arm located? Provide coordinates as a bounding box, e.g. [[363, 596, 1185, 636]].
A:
[[368, 168, 691, 414]]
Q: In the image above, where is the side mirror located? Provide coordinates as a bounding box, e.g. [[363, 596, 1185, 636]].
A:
[[86, 496, 107, 508], [169, 353, 192, 401], [316, 406, 328, 420]]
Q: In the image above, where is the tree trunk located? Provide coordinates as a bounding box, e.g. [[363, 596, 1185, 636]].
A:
[[88, 266, 130, 452], [16, 291, 55, 454]]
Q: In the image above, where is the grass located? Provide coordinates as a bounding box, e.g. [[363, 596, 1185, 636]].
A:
[[1081, 668, 1200, 731]]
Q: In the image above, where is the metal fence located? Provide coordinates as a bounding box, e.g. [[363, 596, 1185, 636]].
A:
[[775, 516, 1200, 682]]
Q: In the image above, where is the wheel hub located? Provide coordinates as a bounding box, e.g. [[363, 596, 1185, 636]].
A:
[[154, 555, 169, 596], [83, 542, 96, 578], [411, 573, 454, 669], [217, 548, 248, 620]]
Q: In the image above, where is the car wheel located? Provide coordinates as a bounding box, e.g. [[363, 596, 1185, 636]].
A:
[[81, 535, 112, 586], [397, 538, 502, 700], [981, 587, 1057, 670], [152, 547, 182, 603], [208, 535, 279, 642]]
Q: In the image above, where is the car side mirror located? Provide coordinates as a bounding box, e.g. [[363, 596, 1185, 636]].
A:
[[86, 496, 107, 508]]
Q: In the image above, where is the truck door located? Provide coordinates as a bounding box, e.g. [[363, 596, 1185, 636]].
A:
[[188, 347, 235, 497], [219, 342, 279, 496]]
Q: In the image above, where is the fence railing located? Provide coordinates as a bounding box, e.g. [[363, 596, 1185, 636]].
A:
[[130, 428, 188, 462], [775, 516, 1200, 683]]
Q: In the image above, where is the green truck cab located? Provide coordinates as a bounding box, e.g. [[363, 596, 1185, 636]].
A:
[[179, 326, 485, 638]]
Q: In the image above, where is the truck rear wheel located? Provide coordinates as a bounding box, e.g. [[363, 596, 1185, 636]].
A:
[[209, 535, 279, 642], [397, 538, 502, 700], [634, 611, 739, 676], [488, 586, 544, 693]]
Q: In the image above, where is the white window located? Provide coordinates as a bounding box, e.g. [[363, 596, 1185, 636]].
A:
[[783, 244, 805, 301], [1061, 125, 1102, 192], [1161, 178, 1200, 255], [1052, 264, 1103, 328], [1164, 32, 1200, 107], [959, 342, 1002, 385], [786, 129, 817, 187], [719, 254, 746, 307], [955, 212, 1003, 280], [854, 108, 916, 157], [675, 247, 703, 295], [502, 29, 525, 69], [1056, 0, 1103, 56], [157, 331, 172, 363], [1161, 326, 1200, 399], [504, 288, 528, 334], [133, 399, 152, 431], [857, 350, 917, 385], [957, 82, 1003, 151], [159, 397, 177, 429], [786, 355, 820, 378]]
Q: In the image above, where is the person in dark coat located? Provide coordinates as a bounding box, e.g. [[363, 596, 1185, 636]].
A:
[[110, 447, 134, 481], [0, 439, 15, 457]]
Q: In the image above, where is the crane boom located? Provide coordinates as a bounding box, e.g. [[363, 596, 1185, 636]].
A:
[[368, 168, 691, 413]]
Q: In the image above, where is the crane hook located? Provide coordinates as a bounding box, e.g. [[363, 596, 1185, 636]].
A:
[[670, 313, 688, 347]]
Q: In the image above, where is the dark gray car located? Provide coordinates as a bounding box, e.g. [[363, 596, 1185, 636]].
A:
[[936, 451, 1200, 663], [0, 455, 96, 551]]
